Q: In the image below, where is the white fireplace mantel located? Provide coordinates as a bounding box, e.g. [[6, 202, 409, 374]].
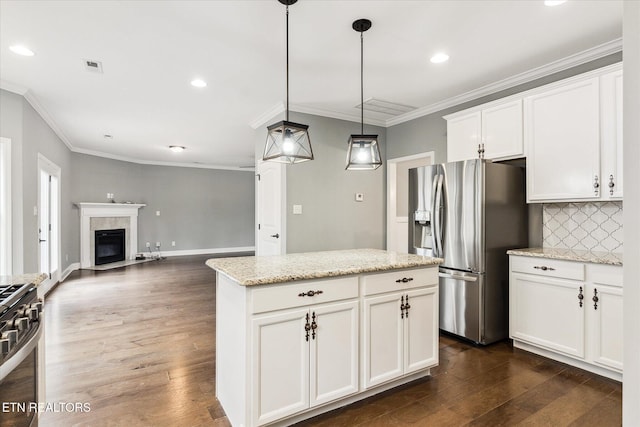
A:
[[76, 203, 146, 268]]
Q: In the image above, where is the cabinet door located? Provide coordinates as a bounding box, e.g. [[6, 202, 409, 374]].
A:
[[589, 284, 623, 371], [363, 293, 403, 389], [525, 77, 601, 202], [482, 99, 523, 160], [600, 70, 623, 199], [309, 300, 359, 407], [447, 111, 481, 162], [403, 287, 438, 374], [511, 273, 585, 358], [252, 309, 310, 426]]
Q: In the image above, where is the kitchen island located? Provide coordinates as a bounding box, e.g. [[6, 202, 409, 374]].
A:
[[206, 249, 442, 427]]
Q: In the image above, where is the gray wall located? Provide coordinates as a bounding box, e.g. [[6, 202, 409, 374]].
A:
[[71, 153, 255, 252], [0, 89, 75, 274], [255, 112, 387, 253]]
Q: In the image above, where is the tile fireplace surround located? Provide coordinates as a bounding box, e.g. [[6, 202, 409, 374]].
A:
[[75, 203, 145, 268]]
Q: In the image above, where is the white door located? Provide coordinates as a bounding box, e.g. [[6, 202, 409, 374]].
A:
[[309, 301, 359, 407], [403, 287, 438, 374], [256, 161, 285, 256], [0, 137, 11, 275], [38, 154, 61, 293], [446, 111, 481, 162], [600, 70, 623, 199], [252, 308, 309, 426], [363, 292, 403, 389], [387, 153, 433, 253], [511, 273, 585, 358], [482, 99, 523, 160], [589, 284, 623, 371]]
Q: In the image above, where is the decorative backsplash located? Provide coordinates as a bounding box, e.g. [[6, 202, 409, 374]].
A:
[[542, 202, 623, 253]]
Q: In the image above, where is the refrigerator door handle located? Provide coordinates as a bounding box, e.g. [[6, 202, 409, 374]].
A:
[[430, 176, 439, 256], [438, 272, 478, 282], [434, 174, 444, 258]]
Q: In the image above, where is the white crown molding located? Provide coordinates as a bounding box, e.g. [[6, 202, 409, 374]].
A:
[[386, 38, 622, 127], [23, 90, 75, 150], [249, 102, 285, 129], [0, 79, 29, 95], [71, 147, 254, 171]]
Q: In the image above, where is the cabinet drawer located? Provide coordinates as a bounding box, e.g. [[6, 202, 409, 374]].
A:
[[361, 268, 437, 296], [511, 256, 584, 281], [251, 277, 358, 314], [587, 264, 623, 287]]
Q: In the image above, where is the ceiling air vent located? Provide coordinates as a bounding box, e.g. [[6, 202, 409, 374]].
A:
[[357, 98, 416, 117], [83, 59, 103, 73]]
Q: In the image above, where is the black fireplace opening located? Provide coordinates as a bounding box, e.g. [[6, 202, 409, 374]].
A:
[[95, 228, 126, 265]]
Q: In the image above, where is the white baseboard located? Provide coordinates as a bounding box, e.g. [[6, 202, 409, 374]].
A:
[[61, 262, 80, 282], [148, 246, 255, 258]]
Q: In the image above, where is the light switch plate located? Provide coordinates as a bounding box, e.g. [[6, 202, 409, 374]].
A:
[[156, 211, 160, 216], [355, 193, 364, 202], [293, 204, 303, 215]]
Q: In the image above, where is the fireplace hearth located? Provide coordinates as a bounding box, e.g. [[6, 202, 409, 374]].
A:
[[95, 229, 126, 265]]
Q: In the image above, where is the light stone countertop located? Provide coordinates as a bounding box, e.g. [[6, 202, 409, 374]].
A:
[[507, 248, 623, 266], [0, 273, 48, 287], [206, 248, 443, 286]]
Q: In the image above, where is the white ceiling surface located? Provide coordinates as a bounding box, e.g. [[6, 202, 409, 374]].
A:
[[0, 1, 623, 169]]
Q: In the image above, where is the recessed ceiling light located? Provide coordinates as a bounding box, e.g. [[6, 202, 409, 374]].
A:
[[190, 79, 207, 88], [169, 145, 186, 153], [544, 0, 566, 6], [9, 45, 35, 57], [430, 53, 449, 64]]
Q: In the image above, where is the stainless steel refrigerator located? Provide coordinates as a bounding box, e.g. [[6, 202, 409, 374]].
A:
[[409, 159, 528, 344]]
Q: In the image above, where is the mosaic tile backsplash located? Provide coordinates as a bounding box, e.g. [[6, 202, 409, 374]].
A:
[[542, 202, 623, 253]]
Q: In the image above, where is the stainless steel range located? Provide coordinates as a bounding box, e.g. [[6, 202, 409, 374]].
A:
[[0, 282, 44, 427]]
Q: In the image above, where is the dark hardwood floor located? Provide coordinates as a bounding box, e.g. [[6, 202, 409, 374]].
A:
[[40, 255, 621, 426]]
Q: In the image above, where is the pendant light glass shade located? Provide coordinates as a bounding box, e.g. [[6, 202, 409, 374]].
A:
[[346, 18, 381, 171], [264, 120, 313, 163], [263, 0, 313, 164], [346, 135, 382, 170]]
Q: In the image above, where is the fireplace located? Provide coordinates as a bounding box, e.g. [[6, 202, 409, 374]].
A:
[[95, 229, 126, 265]]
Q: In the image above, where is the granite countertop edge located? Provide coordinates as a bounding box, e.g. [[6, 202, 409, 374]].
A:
[[206, 249, 443, 286], [507, 248, 623, 266], [0, 273, 49, 287]]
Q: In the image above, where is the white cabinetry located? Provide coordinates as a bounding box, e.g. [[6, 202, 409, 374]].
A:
[[252, 300, 358, 426], [600, 69, 624, 199], [525, 77, 601, 202], [362, 269, 438, 389], [445, 99, 523, 162], [509, 256, 623, 380]]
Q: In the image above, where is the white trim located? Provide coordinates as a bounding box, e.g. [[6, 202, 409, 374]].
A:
[[388, 39, 622, 126], [288, 103, 387, 127], [154, 246, 255, 257], [0, 79, 28, 95], [75, 203, 145, 268], [61, 262, 80, 282], [37, 154, 62, 289], [25, 92, 74, 150], [250, 102, 285, 129], [0, 137, 12, 275], [386, 152, 435, 253]]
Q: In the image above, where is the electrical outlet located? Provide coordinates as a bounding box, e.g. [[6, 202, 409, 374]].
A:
[[146, 242, 151, 248], [171, 241, 176, 247], [156, 211, 160, 216], [155, 242, 161, 248], [355, 193, 364, 202]]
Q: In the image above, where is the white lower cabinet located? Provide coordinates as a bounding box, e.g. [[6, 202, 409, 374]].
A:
[[252, 300, 359, 426], [509, 256, 623, 380], [362, 270, 439, 389]]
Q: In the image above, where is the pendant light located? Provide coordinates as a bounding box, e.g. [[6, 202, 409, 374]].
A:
[[346, 19, 381, 171], [263, 0, 313, 164]]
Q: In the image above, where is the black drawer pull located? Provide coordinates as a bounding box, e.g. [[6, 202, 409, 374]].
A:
[[298, 290, 324, 297], [533, 266, 555, 271], [395, 277, 414, 283]]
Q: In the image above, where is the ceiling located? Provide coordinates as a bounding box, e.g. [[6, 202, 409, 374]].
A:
[[0, 0, 623, 169]]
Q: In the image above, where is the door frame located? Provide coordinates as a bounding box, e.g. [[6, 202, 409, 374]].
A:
[[386, 152, 435, 253], [0, 137, 11, 275], [37, 153, 61, 293]]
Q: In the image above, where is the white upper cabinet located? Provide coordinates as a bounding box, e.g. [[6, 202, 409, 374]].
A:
[[525, 77, 601, 202], [445, 99, 523, 162], [600, 69, 623, 199]]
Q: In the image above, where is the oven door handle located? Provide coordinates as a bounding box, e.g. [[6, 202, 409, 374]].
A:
[[0, 321, 43, 382]]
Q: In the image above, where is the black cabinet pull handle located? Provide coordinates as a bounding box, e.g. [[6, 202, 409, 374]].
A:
[[534, 265, 555, 271], [298, 290, 324, 297], [395, 277, 414, 283], [311, 312, 317, 340], [400, 295, 405, 319], [405, 294, 411, 318], [578, 286, 584, 307], [304, 313, 310, 341], [593, 288, 599, 310]]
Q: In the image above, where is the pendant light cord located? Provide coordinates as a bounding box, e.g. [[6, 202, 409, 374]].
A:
[[360, 31, 364, 135], [286, 5, 290, 122]]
